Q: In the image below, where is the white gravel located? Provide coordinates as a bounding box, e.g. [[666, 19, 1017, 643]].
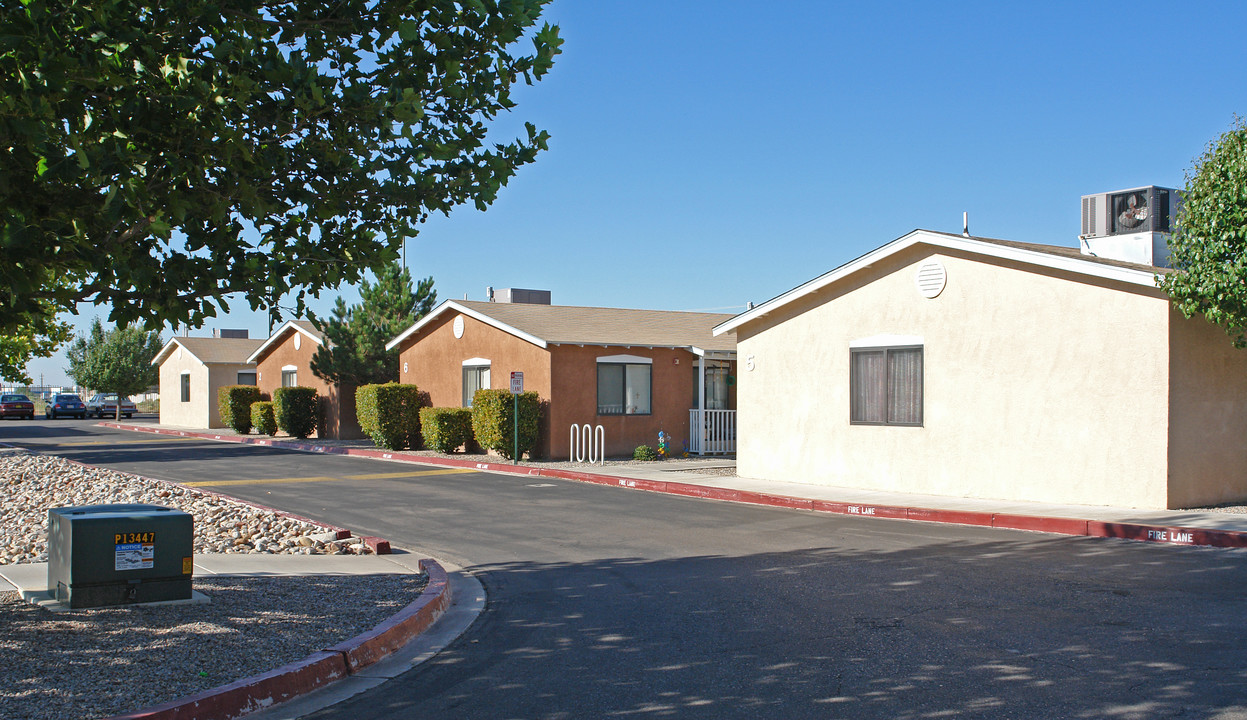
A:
[[0, 449, 374, 564], [0, 448, 426, 720]]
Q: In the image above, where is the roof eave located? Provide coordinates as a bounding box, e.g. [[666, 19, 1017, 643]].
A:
[[713, 230, 1162, 335]]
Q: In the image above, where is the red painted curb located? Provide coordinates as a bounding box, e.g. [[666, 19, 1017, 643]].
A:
[[100, 423, 1247, 551], [106, 651, 349, 720], [326, 559, 451, 671], [363, 536, 392, 555], [104, 559, 451, 720]]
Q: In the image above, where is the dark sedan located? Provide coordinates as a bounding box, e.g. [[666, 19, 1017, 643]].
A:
[[0, 394, 35, 420], [46, 393, 87, 419]]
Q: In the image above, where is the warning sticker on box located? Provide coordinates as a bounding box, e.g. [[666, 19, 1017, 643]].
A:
[[115, 542, 154, 571]]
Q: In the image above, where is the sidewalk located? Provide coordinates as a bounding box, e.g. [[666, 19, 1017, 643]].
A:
[[103, 421, 1247, 549]]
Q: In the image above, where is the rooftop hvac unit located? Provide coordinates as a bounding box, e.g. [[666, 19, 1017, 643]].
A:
[[1080, 186, 1178, 238], [1079, 186, 1180, 267]]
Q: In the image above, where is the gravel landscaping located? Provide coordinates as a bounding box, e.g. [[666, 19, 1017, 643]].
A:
[[0, 448, 426, 719]]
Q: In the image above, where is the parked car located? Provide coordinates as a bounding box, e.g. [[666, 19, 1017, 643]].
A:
[[0, 394, 35, 420], [86, 393, 137, 418], [46, 393, 87, 419]]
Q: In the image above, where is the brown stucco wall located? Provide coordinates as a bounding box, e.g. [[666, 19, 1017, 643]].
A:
[[254, 328, 361, 439], [395, 310, 732, 459], [548, 345, 716, 459], [1167, 309, 1247, 508], [396, 310, 553, 452]]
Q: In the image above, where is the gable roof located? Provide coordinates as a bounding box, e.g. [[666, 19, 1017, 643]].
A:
[[386, 300, 737, 355], [714, 229, 1171, 336], [245, 320, 325, 364], [151, 337, 264, 366]]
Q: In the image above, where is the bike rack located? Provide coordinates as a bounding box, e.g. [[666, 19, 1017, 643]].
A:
[[569, 423, 605, 464]]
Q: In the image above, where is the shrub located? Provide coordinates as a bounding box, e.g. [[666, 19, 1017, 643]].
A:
[[218, 385, 262, 434], [251, 401, 277, 436], [420, 407, 473, 453], [357, 383, 422, 450], [470, 389, 541, 460], [273, 386, 320, 439], [633, 445, 658, 461]]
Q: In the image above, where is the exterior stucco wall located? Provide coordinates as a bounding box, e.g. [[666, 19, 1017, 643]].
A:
[[1167, 310, 1247, 508], [736, 246, 1173, 508], [158, 352, 253, 429], [396, 311, 553, 452], [548, 345, 715, 459], [254, 329, 360, 438]]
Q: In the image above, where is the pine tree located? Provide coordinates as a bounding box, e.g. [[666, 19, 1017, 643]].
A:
[[310, 265, 435, 386]]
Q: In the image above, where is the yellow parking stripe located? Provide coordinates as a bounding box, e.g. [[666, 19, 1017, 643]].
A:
[[345, 468, 474, 480], [181, 476, 341, 487], [51, 437, 197, 447], [181, 468, 473, 487]]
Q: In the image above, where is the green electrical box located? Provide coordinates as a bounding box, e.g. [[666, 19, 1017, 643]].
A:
[[47, 504, 195, 609]]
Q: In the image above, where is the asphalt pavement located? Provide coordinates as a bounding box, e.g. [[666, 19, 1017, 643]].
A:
[[7, 419, 1247, 719]]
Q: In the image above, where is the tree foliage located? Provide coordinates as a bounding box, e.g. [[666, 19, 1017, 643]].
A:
[[311, 264, 435, 386], [0, 0, 561, 338], [0, 309, 72, 384], [1160, 117, 1247, 346], [64, 319, 163, 417]]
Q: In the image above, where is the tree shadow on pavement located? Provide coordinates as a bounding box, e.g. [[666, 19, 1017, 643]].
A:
[[318, 536, 1247, 719]]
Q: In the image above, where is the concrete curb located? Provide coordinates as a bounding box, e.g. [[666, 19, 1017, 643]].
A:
[[100, 423, 1247, 550], [104, 559, 451, 720]]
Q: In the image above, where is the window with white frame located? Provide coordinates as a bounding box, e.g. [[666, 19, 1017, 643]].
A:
[[850, 343, 923, 426], [237, 371, 257, 386], [696, 363, 730, 410], [597, 355, 652, 415], [281, 366, 297, 387], [462, 359, 491, 407], [180, 373, 190, 403]]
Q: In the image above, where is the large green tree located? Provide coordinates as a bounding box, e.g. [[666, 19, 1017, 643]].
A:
[[311, 264, 435, 386], [1159, 117, 1247, 346], [0, 0, 561, 337], [65, 318, 164, 419], [0, 308, 71, 384]]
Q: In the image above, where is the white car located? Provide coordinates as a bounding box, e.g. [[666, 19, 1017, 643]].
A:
[[86, 393, 137, 418]]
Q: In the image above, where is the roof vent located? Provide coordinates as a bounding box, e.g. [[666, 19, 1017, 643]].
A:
[[213, 329, 249, 339], [916, 260, 947, 299]]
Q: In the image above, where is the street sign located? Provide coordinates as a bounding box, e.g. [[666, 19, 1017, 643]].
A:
[[510, 371, 524, 394]]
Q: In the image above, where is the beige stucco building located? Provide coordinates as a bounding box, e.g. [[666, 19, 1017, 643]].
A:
[[714, 229, 1247, 510], [152, 337, 262, 429]]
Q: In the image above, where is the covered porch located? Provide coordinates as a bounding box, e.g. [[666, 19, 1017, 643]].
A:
[[688, 349, 737, 455]]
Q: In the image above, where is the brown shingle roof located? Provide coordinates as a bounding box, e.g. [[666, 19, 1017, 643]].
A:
[[420, 301, 736, 352], [160, 337, 263, 365]]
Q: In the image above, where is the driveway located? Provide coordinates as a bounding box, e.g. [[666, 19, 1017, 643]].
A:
[[9, 421, 1247, 719]]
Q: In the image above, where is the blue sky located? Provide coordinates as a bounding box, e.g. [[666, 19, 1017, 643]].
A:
[[28, 0, 1247, 386]]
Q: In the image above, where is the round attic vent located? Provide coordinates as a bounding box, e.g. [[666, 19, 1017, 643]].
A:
[[916, 260, 947, 299], [453, 315, 465, 339], [293, 333, 301, 350]]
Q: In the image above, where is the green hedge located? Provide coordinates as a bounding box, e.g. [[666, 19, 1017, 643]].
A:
[[470, 389, 541, 460], [357, 383, 422, 450], [217, 385, 262, 434], [633, 445, 658, 461], [273, 386, 320, 439], [251, 401, 277, 436], [419, 407, 473, 453]]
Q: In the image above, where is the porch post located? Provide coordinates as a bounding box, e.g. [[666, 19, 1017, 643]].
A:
[[697, 354, 706, 455]]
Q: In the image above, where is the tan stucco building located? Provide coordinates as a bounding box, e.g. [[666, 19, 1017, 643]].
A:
[[246, 320, 363, 439], [152, 337, 262, 429], [714, 229, 1247, 510], [386, 300, 737, 459]]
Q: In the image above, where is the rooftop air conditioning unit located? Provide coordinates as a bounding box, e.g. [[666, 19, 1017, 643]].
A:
[[1079, 186, 1180, 267]]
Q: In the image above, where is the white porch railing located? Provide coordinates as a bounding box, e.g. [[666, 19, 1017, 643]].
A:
[[688, 409, 736, 455]]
